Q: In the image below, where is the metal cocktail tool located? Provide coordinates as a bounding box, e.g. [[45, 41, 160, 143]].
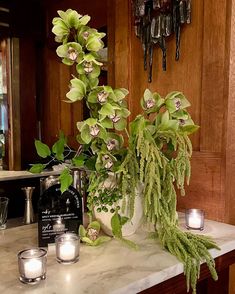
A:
[[21, 187, 35, 224]]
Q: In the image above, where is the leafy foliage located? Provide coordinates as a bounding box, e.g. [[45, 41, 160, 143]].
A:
[[111, 212, 139, 250], [29, 9, 219, 294]]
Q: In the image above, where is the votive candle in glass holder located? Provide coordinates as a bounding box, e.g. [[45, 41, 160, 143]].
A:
[[55, 232, 80, 264], [18, 248, 47, 284], [185, 209, 205, 230]]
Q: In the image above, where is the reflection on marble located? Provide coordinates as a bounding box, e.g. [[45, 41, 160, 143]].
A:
[[0, 170, 60, 181], [1, 215, 235, 294]]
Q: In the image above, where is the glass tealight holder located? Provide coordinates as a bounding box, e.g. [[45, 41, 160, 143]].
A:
[[18, 248, 47, 284], [185, 208, 205, 231], [55, 232, 80, 264]]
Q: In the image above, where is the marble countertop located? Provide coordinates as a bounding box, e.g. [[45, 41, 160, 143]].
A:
[[0, 170, 60, 181], [1, 215, 235, 294]]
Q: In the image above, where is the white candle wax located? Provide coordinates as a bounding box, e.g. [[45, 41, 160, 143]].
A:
[[188, 213, 202, 229], [24, 258, 42, 279], [59, 242, 76, 261]]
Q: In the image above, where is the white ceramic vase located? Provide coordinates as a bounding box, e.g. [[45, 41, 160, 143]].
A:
[[93, 173, 143, 237]]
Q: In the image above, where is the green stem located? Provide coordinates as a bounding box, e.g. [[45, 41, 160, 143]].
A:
[[125, 127, 130, 139]]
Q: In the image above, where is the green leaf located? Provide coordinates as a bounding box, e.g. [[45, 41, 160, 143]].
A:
[[79, 225, 87, 238], [52, 137, 65, 161], [111, 212, 122, 238], [59, 168, 73, 193], [92, 236, 111, 246], [120, 216, 129, 226], [29, 163, 46, 173], [117, 237, 139, 250], [85, 156, 96, 170], [72, 154, 88, 167], [35, 140, 51, 158]]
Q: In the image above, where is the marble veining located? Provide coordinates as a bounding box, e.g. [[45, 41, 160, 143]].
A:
[[0, 215, 235, 294]]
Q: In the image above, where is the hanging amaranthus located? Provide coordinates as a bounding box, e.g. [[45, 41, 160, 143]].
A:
[[118, 89, 219, 294]]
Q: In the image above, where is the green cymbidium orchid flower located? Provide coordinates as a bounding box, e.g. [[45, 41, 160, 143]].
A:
[[56, 42, 84, 65], [179, 116, 200, 135], [96, 151, 117, 171], [87, 86, 128, 105], [105, 133, 124, 151], [99, 107, 130, 131], [66, 77, 87, 102], [52, 9, 91, 43], [76, 53, 103, 79], [79, 221, 111, 246], [165, 91, 191, 113], [76, 118, 107, 144], [140, 89, 165, 114]]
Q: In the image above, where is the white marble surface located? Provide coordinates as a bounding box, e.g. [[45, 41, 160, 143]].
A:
[[1, 215, 235, 294], [0, 170, 60, 181]]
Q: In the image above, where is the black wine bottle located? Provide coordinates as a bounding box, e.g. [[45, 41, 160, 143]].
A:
[[37, 184, 83, 247]]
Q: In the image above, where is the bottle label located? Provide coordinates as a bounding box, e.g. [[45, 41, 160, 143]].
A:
[[38, 184, 83, 247]]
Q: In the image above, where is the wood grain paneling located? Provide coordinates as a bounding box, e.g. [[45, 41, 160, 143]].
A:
[[41, 49, 61, 146], [19, 38, 38, 168], [129, 0, 204, 151], [177, 152, 225, 221], [200, 0, 228, 153], [224, 0, 235, 225], [110, 0, 230, 223]]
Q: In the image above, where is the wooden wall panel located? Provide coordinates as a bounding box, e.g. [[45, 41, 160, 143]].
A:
[[110, 0, 231, 224], [200, 0, 228, 153], [41, 49, 61, 146], [224, 0, 235, 226], [19, 38, 38, 168], [177, 152, 225, 221], [128, 0, 204, 151]]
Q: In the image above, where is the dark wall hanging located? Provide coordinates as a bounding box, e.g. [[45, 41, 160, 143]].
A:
[[132, 0, 191, 82]]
